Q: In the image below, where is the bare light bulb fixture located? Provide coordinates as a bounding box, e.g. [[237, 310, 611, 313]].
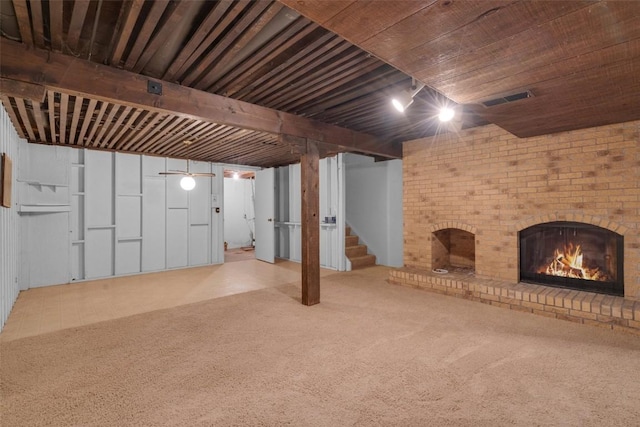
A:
[[180, 176, 196, 191], [391, 79, 425, 113], [233, 172, 240, 180], [438, 107, 455, 122]]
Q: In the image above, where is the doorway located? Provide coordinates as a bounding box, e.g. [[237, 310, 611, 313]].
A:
[[223, 169, 256, 263]]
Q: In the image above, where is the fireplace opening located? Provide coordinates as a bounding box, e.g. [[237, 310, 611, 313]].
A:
[[432, 228, 475, 275], [519, 222, 623, 296]]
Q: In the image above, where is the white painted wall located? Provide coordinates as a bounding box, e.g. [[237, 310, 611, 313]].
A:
[[223, 177, 255, 249], [344, 153, 403, 267], [17, 143, 225, 288], [273, 156, 346, 270], [0, 104, 21, 331]]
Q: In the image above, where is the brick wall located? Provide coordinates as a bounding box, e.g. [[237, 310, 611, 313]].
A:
[[403, 120, 640, 300]]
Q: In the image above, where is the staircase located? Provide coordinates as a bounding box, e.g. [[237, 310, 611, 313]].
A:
[[345, 226, 376, 269]]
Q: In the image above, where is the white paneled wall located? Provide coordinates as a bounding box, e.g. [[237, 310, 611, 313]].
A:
[[142, 155, 167, 272], [274, 156, 345, 270], [344, 153, 403, 267], [211, 164, 224, 265], [17, 143, 225, 288], [0, 105, 20, 330]]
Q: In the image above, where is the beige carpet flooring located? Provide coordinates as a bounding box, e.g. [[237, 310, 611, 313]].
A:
[[2, 266, 640, 426], [224, 247, 256, 263]]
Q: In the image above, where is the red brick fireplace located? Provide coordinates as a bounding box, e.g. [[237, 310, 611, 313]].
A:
[[390, 120, 640, 333]]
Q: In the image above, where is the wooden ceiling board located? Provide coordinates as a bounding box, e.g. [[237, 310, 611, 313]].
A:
[[357, 0, 511, 63], [276, 0, 356, 25], [12, 0, 33, 46], [184, 0, 267, 88], [162, 0, 235, 81], [426, 5, 640, 102], [321, 0, 437, 45], [67, 0, 91, 52], [15, 98, 36, 141], [31, 101, 47, 141], [110, 0, 145, 66], [208, 19, 316, 95], [228, 30, 335, 99], [170, 0, 250, 83], [124, 0, 171, 71], [103, 106, 133, 149], [468, 57, 640, 138], [195, 2, 286, 91], [437, 37, 640, 105], [304, 65, 405, 118], [272, 57, 382, 111], [77, 99, 98, 147], [29, 0, 45, 48], [49, 0, 64, 51], [242, 38, 352, 105], [387, 1, 595, 86], [131, 0, 196, 74], [1, 97, 26, 139]]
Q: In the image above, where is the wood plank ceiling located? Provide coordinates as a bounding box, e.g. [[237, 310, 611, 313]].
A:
[[1, 1, 638, 167], [281, 0, 640, 138], [0, 0, 464, 167]]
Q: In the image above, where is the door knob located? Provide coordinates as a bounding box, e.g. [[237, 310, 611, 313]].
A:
[[267, 218, 273, 222]]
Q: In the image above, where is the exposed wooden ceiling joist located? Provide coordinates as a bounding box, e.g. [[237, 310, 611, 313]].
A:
[[0, 38, 400, 161], [3, 0, 636, 164]]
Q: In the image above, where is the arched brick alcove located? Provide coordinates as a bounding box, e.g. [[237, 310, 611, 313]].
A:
[[431, 226, 476, 273]]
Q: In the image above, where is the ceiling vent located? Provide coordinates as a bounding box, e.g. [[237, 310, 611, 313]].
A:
[[481, 90, 533, 107]]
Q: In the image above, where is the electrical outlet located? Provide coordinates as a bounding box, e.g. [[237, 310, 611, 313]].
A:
[[147, 80, 162, 95]]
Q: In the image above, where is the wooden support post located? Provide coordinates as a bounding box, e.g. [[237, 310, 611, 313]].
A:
[[300, 139, 320, 306]]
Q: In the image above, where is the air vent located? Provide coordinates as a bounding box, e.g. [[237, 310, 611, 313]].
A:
[[482, 90, 533, 107]]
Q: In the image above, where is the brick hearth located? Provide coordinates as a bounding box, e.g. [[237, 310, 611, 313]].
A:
[[393, 119, 640, 332], [389, 268, 640, 335]]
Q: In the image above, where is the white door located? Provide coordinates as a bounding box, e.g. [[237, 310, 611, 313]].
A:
[[255, 168, 275, 263]]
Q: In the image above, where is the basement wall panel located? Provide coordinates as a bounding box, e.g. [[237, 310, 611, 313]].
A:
[[0, 104, 20, 331], [142, 156, 166, 272]]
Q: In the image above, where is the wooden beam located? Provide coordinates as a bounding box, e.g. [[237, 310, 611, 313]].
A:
[[12, 0, 33, 46], [132, 0, 194, 73], [0, 39, 400, 159], [67, 0, 91, 52], [109, 0, 145, 66], [48, 0, 64, 51], [124, 0, 170, 71], [0, 78, 45, 102], [29, 0, 45, 48], [299, 137, 320, 306]]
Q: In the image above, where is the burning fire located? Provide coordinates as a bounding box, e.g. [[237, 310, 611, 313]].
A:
[[541, 243, 609, 282]]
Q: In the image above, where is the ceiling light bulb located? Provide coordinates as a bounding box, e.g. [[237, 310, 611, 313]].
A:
[[180, 176, 196, 191], [391, 98, 405, 112], [439, 107, 455, 122], [391, 90, 414, 113], [233, 172, 239, 180]]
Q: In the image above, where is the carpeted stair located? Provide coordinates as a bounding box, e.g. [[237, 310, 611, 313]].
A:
[[345, 226, 376, 269]]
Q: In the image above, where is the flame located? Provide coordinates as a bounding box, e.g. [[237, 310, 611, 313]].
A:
[[541, 243, 606, 281]]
